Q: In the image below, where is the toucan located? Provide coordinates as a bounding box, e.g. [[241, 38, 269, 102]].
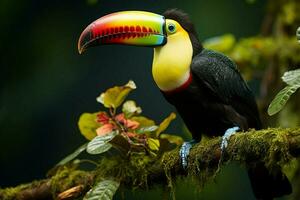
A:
[[78, 9, 292, 199]]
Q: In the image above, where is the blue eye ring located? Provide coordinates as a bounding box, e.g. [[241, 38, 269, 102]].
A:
[[167, 23, 176, 33]]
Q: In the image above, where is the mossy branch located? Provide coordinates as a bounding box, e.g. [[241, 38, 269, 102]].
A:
[[1, 127, 300, 200]]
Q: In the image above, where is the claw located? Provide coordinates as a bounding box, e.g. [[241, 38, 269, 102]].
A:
[[220, 126, 240, 151], [179, 139, 196, 169]]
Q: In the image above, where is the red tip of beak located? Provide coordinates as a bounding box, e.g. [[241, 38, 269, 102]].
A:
[[78, 25, 93, 54]]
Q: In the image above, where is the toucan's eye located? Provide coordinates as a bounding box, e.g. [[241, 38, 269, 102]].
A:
[[167, 23, 176, 33]]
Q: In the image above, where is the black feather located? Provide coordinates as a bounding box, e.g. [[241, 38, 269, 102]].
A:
[[190, 49, 262, 130]]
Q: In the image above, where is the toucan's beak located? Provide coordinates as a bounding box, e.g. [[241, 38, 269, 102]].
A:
[[78, 11, 167, 54]]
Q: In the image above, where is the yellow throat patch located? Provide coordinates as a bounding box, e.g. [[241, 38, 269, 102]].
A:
[[152, 19, 193, 92]]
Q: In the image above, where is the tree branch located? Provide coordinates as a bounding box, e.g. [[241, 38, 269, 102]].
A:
[[1, 127, 300, 200]]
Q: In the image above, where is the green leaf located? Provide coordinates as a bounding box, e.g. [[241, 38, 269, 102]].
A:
[[268, 85, 300, 116], [160, 134, 184, 145], [96, 80, 136, 109], [122, 100, 142, 117], [87, 131, 117, 155], [78, 113, 100, 140], [282, 69, 300, 86], [268, 68, 300, 116], [84, 179, 120, 200], [147, 138, 160, 151], [156, 113, 176, 137], [137, 125, 158, 134], [57, 143, 88, 166], [130, 116, 155, 127]]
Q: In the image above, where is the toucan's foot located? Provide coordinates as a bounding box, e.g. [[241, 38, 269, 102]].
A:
[[179, 139, 196, 169], [220, 126, 240, 152]]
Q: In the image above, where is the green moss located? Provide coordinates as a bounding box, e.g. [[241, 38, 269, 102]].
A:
[[161, 149, 179, 199], [0, 180, 47, 200], [50, 165, 91, 197], [218, 128, 293, 170], [161, 128, 298, 193], [0, 185, 27, 200], [94, 152, 160, 189]]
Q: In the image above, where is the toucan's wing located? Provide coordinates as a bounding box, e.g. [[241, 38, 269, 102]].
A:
[[191, 49, 261, 129]]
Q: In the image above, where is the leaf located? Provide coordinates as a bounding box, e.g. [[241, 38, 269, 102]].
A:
[[57, 143, 88, 166], [268, 68, 300, 116], [156, 113, 176, 137], [115, 113, 140, 129], [122, 100, 142, 117], [137, 125, 158, 134], [78, 113, 100, 140], [87, 131, 117, 155], [84, 179, 120, 200], [147, 138, 160, 151], [124, 119, 139, 130], [96, 112, 110, 124], [268, 85, 300, 116], [130, 116, 155, 127], [96, 80, 136, 109], [160, 134, 184, 145], [96, 124, 115, 136], [282, 69, 300, 86]]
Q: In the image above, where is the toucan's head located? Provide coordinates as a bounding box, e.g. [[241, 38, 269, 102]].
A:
[[78, 9, 202, 56], [78, 9, 202, 92]]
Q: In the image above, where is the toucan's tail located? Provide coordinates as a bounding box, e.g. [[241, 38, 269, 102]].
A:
[[248, 163, 292, 200]]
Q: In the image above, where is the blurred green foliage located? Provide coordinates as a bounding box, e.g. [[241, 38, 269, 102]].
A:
[[204, 35, 300, 80]]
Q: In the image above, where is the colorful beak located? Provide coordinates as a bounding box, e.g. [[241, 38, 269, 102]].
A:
[[78, 11, 167, 54]]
